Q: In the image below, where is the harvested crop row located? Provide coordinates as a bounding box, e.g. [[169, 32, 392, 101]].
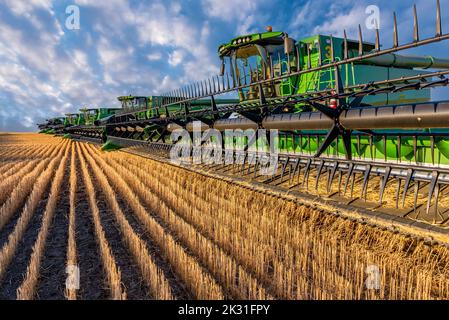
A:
[[5, 143, 49, 159], [16, 143, 71, 299], [29, 141, 61, 158], [106, 149, 318, 299], [0, 160, 28, 179], [82, 143, 222, 300], [0, 140, 68, 231], [0, 146, 52, 176], [66, 143, 78, 300], [0, 142, 54, 161], [0, 160, 29, 178], [95, 147, 272, 299], [2, 134, 448, 300], [0, 144, 66, 284], [81, 143, 176, 300], [0, 160, 42, 206], [124, 156, 297, 297], [78, 143, 126, 300], [0, 134, 60, 145], [0, 146, 24, 158]]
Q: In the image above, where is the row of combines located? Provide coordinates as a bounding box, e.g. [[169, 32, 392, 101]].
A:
[[39, 1, 449, 226]]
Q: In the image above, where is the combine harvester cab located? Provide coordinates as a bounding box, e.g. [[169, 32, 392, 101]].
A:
[[64, 113, 86, 127]]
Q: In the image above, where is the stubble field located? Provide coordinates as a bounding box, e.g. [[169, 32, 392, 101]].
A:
[[0, 133, 449, 300]]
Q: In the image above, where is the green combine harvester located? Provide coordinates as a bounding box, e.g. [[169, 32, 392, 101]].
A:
[[40, 1, 449, 223], [64, 107, 122, 141]]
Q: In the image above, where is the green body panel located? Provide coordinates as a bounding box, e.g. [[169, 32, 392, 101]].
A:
[[81, 108, 121, 126], [273, 133, 449, 165], [65, 114, 86, 126], [178, 128, 449, 166], [101, 140, 122, 152]]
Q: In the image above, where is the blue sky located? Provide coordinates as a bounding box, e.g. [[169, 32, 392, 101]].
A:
[[0, 0, 448, 131]]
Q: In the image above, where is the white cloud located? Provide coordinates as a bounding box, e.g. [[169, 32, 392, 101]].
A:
[[74, 0, 137, 39], [4, 0, 53, 16], [131, 2, 220, 82], [0, 23, 56, 73], [290, 2, 312, 28], [202, 0, 259, 22], [75, 0, 217, 81], [0, 0, 224, 131], [72, 50, 90, 70], [171, 2, 182, 14], [237, 14, 257, 35], [313, 5, 366, 37], [23, 116, 35, 128], [0, 8, 121, 130], [134, 3, 196, 49], [147, 52, 162, 61], [97, 37, 125, 67], [168, 50, 184, 66], [0, 0, 223, 131]]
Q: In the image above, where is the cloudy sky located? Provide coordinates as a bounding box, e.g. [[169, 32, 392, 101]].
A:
[[0, 0, 448, 131]]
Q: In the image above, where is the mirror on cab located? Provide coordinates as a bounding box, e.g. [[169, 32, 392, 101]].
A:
[[284, 36, 294, 54], [220, 58, 225, 76]]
